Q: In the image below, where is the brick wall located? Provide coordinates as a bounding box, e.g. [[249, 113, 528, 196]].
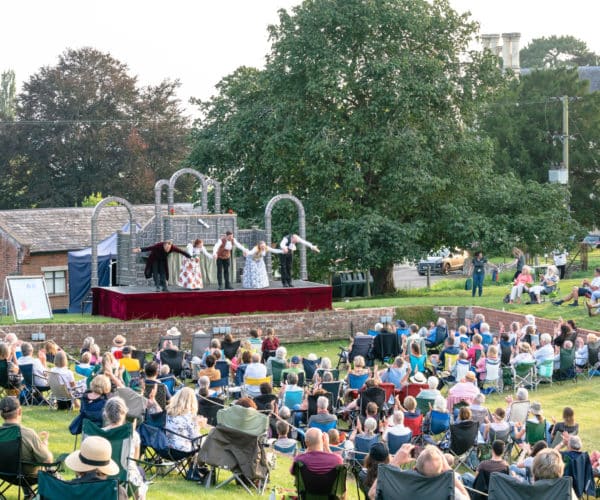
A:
[[2, 306, 396, 353], [21, 253, 69, 310], [434, 305, 598, 340]]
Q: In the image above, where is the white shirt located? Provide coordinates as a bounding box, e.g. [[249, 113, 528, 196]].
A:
[[18, 355, 47, 387], [212, 238, 234, 257], [534, 343, 555, 364], [244, 362, 267, 397], [279, 235, 317, 252], [591, 277, 600, 289], [186, 243, 211, 259], [553, 252, 568, 266]]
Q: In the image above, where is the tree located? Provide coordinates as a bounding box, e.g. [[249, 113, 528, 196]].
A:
[[520, 35, 599, 69], [189, 0, 576, 292], [2, 48, 189, 208], [0, 70, 16, 120], [479, 67, 600, 227]]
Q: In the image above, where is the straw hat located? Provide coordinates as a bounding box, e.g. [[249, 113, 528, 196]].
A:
[[112, 335, 126, 347], [410, 372, 427, 384], [167, 326, 181, 336], [65, 436, 119, 476]]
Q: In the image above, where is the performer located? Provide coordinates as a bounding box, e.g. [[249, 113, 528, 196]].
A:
[[177, 239, 212, 290], [234, 240, 283, 289], [133, 240, 191, 292], [279, 233, 320, 287], [212, 231, 236, 290]]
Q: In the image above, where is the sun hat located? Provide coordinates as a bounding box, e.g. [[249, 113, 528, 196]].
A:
[[530, 402, 543, 415], [369, 442, 389, 462], [166, 326, 181, 336], [410, 372, 427, 384], [65, 436, 119, 476], [112, 335, 126, 347]]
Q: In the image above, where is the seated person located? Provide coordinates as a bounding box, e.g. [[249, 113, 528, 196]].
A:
[[243, 353, 267, 398], [274, 419, 297, 451], [281, 355, 305, 383], [531, 448, 579, 498], [416, 376, 441, 407], [382, 410, 411, 443], [509, 265, 533, 303], [550, 406, 578, 446], [447, 371, 480, 410], [76, 352, 94, 378], [422, 395, 450, 435], [0, 396, 54, 497], [467, 334, 484, 366], [397, 395, 420, 418], [469, 393, 492, 427], [17, 342, 50, 391], [291, 427, 343, 476], [553, 267, 600, 307], [266, 346, 287, 377], [143, 361, 170, 410], [510, 440, 548, 482], [307, 395, 337, 429], [359, 442, 390, 496], [461, 439, 509, 489], [198, 354, 221, 382], [165, 387, 205, 457], [510, 342, 535, 366], [483, 407, 510, 442], [408, 343, 427, 374], [49, 351, 84, 408], [528, 265, 559, 304], [574, 337, 588, 370], [433, 336, 460, 373], [118, 346, 140, 373], [374, 356, 408, 389], [279, 372, 304, 405], [247, 328, 263, 353], [425, 318, 448, 348], [533, 334, 555, 367], [65, 436, 127, 500], [349, 417, 379, 446]]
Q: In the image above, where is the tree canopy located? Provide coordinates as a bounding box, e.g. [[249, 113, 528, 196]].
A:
[[188, 0, 577, 291], [520, 35, 599, 69], [0, 48, 190, 208]]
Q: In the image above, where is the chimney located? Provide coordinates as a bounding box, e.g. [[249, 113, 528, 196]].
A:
[[502, 33, 513, 71], [509, 32, 521, 74]]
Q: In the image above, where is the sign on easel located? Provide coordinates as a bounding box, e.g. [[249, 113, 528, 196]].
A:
[[5, 276, 53, 321]]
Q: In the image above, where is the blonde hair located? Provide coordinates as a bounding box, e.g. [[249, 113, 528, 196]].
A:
[[354, 356, 365, 368], [90, 374, 111, 395], [166, 387, 198, 417], [487, 345, 498, 357], [54, 351, 68, 368], [404, 396, 417, 412]]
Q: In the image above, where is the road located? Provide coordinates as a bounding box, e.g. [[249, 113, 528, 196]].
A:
[[393, 263, 465, 289]]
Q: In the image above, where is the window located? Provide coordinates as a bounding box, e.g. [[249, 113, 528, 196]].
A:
[[43, 268, 66, 295]]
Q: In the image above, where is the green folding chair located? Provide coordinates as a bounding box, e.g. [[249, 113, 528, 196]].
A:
[[37, 470, 119, 500], [525, 419, 547, 446]]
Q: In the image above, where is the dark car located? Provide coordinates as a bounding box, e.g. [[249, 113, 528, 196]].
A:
[[417, 248, 468, 276]]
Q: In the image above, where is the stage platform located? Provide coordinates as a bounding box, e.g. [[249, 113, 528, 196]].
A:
[[92, 280, 333, 320]]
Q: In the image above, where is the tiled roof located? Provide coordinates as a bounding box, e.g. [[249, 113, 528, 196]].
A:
[[0, 205, 161, 253]]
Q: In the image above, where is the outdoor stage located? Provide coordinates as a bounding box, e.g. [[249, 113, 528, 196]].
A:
[[92, 280, 333, 320]]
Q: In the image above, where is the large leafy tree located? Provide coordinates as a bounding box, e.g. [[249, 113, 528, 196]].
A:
[[520, 35, 599, 69], [189, 0, 576, 291], [480, 67, 600, 227], [1, 48, 189, 208]]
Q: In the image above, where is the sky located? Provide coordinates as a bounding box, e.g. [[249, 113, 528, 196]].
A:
[[2, 0, 600, 117]]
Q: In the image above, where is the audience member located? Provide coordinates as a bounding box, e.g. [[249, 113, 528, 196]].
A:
[[291, 427, 343, 475], [359, 442, 389, 495], [307, 395, 337, 429], [17, 342, 50, 391]]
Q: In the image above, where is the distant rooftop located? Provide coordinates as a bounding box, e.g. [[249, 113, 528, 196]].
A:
[[520, 66, 600, 92]]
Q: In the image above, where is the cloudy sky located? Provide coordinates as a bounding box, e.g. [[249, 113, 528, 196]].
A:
[[2, 0, 599, 116]]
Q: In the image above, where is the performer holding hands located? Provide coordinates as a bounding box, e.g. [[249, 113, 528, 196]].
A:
[[133, 240, 191, 292], [177, 239, 212, 290], [235, 240, 283, 289], [279, 233, 320, 287]]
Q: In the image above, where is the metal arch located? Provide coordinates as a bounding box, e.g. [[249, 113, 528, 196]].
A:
[[154, 179, 169, 241], [264, 194, 308, 280], [91, 196, 137, 287], [167, 168, 209, 215]]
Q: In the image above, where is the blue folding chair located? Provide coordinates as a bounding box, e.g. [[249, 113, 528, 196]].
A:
[[309, 420, 337, 432], [347, 373, 369, 391], [283, 389, 304, 409], [387, 431, 412, 454], [353, 434, 380, 465]]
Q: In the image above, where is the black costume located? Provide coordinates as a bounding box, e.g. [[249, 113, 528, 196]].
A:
[[141, 242, 191, 292]]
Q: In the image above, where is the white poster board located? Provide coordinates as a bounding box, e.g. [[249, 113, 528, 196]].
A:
[[6, 276, 53, 321]]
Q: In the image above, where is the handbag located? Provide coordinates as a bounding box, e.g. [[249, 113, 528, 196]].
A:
[[465, 278, 472, 291]]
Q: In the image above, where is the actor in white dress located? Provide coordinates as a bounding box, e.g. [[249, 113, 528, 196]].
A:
[[234, 240, 283, 289], [177, 239, 212, 289]]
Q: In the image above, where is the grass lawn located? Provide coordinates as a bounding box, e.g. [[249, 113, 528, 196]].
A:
[[3, 338, 600, 499]]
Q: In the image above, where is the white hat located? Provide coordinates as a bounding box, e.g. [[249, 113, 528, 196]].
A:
[[410, 372, 427, 384], [65, 436, 119, 476]]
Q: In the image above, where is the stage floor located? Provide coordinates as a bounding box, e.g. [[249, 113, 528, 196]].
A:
[[92, 280, 333, 320]]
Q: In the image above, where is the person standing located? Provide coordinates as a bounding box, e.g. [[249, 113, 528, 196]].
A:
[[177, 239, 212, 290], [469, 251, 492, 298], [512, 247, 525, 280], [133, 240, 191, 292], [212, 231, 235, 290], [279, 233, 320, 287], [553, 250, 568, 280], [234, 240, 283, 289]]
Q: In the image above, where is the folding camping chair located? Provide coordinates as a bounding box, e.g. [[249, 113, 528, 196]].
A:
[[387, 431, 413, 454], [352, 434, 379, 466], [292, 461, 347, 500], [158, 335, 182, 351], [488, 472, 572, 500], [198, 395, 225, 427], [525, 419, 547, 446], [423, 410, 451, 443], [447, 420, 479, 471], [375, 465, 455, 500], [316, 368, 340, 381], [18, 364, 50, 406], [270, 358, 287, 387], [222, 340, 241, 361], [512, 361, 536, 390], [199, 405, 271, 495], [37, 471, 119, 500], [536, 359, 554, 386], [555, 348, 577, 383], [46, 372, 76, 410], [481, 358, 502, 394], [372, 332, 401, 363], [322, 381, 343, 410], [159, 349, 185, 378], [339, 336, 374, 369], [561, 450, 596, 498], [302, 358, 321, 384]]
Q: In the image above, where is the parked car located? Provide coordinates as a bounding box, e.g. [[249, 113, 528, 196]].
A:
[[583, 234, 600, 248], [417, 248, 469, 275]]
